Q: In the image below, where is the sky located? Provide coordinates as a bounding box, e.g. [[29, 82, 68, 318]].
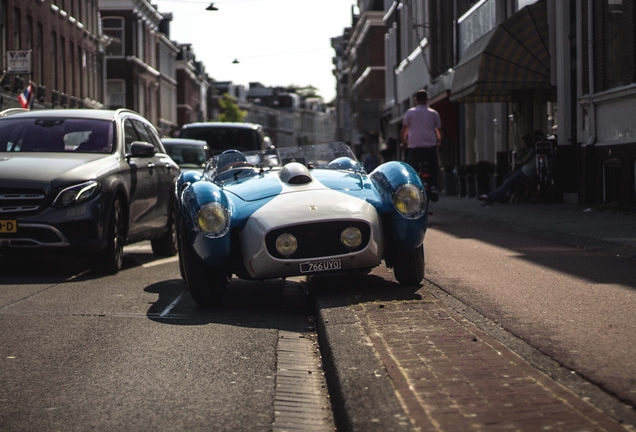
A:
[[152, 0, 359, 102]]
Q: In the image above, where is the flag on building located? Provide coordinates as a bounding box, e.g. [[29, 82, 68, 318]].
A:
[[17, 83, 34, 110]]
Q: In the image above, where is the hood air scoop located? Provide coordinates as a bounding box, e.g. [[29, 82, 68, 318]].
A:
[[279, 162, 313, 185]]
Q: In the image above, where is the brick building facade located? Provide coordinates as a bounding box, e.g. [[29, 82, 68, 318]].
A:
[[0, 0, 103, 110]]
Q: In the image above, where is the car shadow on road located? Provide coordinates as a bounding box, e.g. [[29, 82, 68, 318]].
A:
[[144, 276, 317, 333]]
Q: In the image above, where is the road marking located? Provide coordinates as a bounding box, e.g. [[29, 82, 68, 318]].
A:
[[142, 256, 179, 268], [159, 290, 186, 317]]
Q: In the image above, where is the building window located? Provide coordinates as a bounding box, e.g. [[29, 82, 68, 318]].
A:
[[60, 36, 66, 93], [604, 0, 624, 89], [52, 32, 58, 90], [26, 16, 33, 50], [69, 41, 75, 96], [107, 79, 125, 109], [36, 23, 43, 84], [13, 8, 21, 49], [103, 17, 124, 56], [137, 20, 144, 62], [78, 47, 83, 98]]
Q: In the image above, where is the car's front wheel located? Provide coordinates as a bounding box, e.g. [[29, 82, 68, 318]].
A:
[[180, 218, 227, 307], [393, 244, 424, 286], [90, 197, 125, 274]]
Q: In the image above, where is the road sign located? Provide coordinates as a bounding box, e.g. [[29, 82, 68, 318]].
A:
[[7, 50, 32, 75]]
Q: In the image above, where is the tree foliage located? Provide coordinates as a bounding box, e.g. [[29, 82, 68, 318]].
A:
[[218, 93, 246, 122], [284, 85, 321, 100]]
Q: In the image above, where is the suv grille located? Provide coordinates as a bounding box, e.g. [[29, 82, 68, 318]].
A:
[[0, 188, 46, 214]]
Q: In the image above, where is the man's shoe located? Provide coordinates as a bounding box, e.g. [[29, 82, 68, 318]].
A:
[[477, 194, 491, 202]]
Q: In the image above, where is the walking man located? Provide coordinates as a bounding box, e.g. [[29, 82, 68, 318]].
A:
[[400, 89, 442, 200]]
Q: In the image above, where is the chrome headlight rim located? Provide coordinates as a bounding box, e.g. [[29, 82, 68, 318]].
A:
[[196, 202, 230, 238], [393, 183, 426, 219], [275, 232, 298, 257], [341, 226, 363, 250], [52, 180, 101, 207]]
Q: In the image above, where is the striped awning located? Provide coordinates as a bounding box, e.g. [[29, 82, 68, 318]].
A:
[[450, 1, 552, 103]]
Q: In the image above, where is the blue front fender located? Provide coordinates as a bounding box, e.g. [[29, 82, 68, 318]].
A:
[[180, 180, 232, 268], [370, 161, 428, 250]]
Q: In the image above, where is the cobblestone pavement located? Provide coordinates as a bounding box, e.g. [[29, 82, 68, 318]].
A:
[[352, 288, 626, 431], [313, 269, 632, 431]]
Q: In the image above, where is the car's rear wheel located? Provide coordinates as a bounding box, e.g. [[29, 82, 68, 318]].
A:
[[180, 218, 227, 307], [393, 244, 424, 286], [90, 197, 124, 274], [151, 205, 178, 256]]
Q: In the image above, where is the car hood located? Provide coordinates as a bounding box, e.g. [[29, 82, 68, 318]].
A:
[[0, 153, 119, 188], [223, 169, 366, 202]]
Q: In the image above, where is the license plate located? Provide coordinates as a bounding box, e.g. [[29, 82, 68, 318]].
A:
[[300, 259, 341, 273], [0, 220, 17, 233]]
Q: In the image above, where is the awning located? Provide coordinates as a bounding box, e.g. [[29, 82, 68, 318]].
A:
[[450, 1, 552, 103]]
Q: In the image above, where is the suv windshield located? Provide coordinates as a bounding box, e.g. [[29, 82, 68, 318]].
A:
[[179, 126, 260, 154], [0, 118, 114, 153]]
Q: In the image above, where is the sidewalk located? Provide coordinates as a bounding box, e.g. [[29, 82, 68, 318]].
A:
[[313, 197, 636, 431], [430, 195, 636, 260]]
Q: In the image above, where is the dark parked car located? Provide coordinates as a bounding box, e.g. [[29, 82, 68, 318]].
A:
[[0, 108, 180, 273], [161, 138, 211, 172], [178, 122, 270, 155]]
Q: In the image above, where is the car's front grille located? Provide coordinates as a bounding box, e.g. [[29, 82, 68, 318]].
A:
[[265, 221, 371, 259], [0, 188, 46, 214]]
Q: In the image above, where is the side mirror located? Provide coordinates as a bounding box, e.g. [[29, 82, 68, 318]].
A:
[[128, 142, 156, 158]]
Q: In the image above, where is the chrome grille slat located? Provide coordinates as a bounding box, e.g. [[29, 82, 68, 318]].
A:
[[0, 189, 46, 214], [1, 205, 41, 213], [0, 193, 46, 200]]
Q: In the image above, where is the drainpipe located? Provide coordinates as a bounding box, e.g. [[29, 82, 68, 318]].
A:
[[586, 0, 596, 146]]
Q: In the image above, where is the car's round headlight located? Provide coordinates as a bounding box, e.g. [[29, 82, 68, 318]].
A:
[[196, 203, 229, 237], [341, 227, 362, 249], [393, 184, 425, 218], [276, 233, 297, 256]]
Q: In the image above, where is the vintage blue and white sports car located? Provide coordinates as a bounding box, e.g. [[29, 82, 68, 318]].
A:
[[175, 142, 428, 307]]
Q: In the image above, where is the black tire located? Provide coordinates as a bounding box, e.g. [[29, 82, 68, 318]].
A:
[[393, 244, 425, 286], [90, 197, 125, 274], [151, 205, 178, 256], [180, 218, 227, 307], [176, 216, 186, 281]]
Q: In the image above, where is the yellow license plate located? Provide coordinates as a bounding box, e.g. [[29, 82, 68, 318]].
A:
[[0, 220, 17, 233]]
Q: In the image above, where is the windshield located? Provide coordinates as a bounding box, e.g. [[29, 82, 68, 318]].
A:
[[0, 118, 114, 153], [180, 126, 260, 154], [206, 142, 363, 179], [164, 143, 209, 168]]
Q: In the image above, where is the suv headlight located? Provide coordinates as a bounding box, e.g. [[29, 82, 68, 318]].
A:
[[393, 184, 425, 219], [196, 202, 230, 237], [53, 180, 101, 207]]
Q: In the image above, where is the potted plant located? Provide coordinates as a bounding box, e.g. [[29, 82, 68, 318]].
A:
[[475, 160, 494, 195], [442, 164, 458, 195], [457, 165, 467, 197], [464, 164, 476, 198]]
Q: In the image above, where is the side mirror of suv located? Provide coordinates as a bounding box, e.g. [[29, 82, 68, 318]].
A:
[[128, 142, 156, 158]]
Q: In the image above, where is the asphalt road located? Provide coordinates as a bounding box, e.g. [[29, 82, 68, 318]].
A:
[[425, 211, 636, 409], [0, 245, 333, 432]]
